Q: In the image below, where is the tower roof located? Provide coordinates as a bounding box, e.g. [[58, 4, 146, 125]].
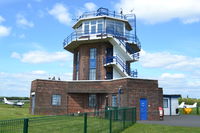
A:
[[73, 7, 133, 30]]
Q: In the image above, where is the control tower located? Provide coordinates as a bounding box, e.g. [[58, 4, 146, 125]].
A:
[[31, 8, 163, 121], [63, 7, 141, 80]]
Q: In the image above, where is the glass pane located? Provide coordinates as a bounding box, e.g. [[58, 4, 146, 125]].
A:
[[89, 94, 96, 107], [106, 20, 114, 34], [91, 25, 96, 34], [97, 23, 103, 33], [163, 99, 168, 108], [84, 25, 89, 34], [91, 20, 96, 25], [112, 95, 117, 107], [52, 95, 61, 106], [89, 69, 96, 80], [90, 48, 96, 59]]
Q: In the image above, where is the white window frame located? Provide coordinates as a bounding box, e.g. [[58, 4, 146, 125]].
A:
[[52, 94, 61, 106]]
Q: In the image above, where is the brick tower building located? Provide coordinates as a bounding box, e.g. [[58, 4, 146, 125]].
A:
[[64, 7, 140, 80], [30, 8, 163, 120]]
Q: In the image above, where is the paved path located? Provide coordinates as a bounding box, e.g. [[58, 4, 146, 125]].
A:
[[138, 115, 200, 127]]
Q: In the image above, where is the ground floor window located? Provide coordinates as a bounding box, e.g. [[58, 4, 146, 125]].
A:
[[88, 94, 96, 107], [112, 95, 117, 107], [52, 94, 61, 106], [163, 99, 168, 108]]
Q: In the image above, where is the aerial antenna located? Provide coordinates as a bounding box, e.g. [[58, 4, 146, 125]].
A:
[[129, 9, 137, 42], [120, 8, 123, 15]]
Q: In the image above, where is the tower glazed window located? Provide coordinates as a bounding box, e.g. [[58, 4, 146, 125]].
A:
[[84, 21, 89, 34], [89, 48, 97, 80], [76, 52, 79, 80]]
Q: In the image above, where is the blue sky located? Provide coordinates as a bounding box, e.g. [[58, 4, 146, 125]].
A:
[[0, 0, 200, 98]]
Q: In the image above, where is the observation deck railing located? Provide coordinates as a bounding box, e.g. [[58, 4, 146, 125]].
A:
[[63, 29, 141, 53], [77, 7, 128, 21]]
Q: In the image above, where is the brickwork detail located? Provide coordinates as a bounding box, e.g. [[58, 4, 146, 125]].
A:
[[30, 78, 163, 120]]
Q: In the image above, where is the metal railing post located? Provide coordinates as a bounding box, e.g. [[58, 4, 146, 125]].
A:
[[123, 109, 126, 129], [131, 108, 134, 124], [84, 113, 87, 133], [23, 118, 29, 133], [109, 110, 112, 133]]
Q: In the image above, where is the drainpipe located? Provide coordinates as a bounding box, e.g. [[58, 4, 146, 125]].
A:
[[169, 96, 172, 116]]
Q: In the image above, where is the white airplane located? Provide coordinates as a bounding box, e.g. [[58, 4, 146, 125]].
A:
[[178, 102, 197, 108], [3, 98, 24, 107]]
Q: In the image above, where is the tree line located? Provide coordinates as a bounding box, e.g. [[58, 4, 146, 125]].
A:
[[0, 97, 30, 101], [179, 98, 200, 106]]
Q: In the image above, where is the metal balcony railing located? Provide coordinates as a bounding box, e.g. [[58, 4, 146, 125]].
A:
[[104, 56, 137, 77], [77, 7, 128, 21], [63, 29, 141, 51], [118, 39, 140, 60]]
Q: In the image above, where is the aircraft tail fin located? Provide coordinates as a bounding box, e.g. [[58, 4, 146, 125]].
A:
[[3, 97, 8, 103], [178, 102, 185, 108], [192, 103, 197, 108]]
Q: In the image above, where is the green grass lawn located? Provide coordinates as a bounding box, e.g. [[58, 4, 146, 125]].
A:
[[0, 102, 41, 120], [0, 102, 200, 133], [122, 123, 200, 133]]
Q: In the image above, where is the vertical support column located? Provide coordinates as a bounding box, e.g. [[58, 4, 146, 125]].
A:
[[23, 118, 29, 133], [131, 108, 134, 124], [84, 113, 87, 133], [109, 110, 112, 133], [123, 109, 126, 129], [134, 107, 137, 123]]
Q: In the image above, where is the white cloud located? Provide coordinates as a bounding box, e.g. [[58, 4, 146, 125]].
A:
[[11, 50, 72, 64], [115, 0, 200, 24], [31, 70, 46, 75], [11, 52, 21, 59], [34, 0, 42, 2], [27, 3, 32, 9], [0, 72, 43, 96], [0, 25, 11, 37], [48, 3, 71, 25], [19, 34, 25, 39], [0, 16, 5, 23], [16, 14, 34, 28], [160, 73, 185, 79], [38, 10, 45, 18], [0, 71, 72, 96], [75, 2, 97, 19], [84, 2, 97, 11], [140, 50, 200, 70], [182, 18, 200, 24]]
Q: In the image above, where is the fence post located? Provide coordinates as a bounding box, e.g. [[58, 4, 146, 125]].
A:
[[84, 113, 87, 133], [123, 109, 126, 129], [109, 110, 112, 133], [23, 118, 29, 133], [134, 107, 137, 123], [197, 106, 199, 115], [131, 108, 134, 124]]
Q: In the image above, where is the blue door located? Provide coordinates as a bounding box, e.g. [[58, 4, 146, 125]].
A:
[[140, 98, 148, 120]]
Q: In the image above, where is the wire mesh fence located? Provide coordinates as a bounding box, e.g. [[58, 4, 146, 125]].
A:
[[180, 106, 200, 115], [0, 107, 136, 133]]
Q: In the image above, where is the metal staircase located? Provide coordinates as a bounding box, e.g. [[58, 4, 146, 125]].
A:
[[104, 55, 138, 77]]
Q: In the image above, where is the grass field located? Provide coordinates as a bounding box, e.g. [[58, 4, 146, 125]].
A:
[[122, 123, 200, 133], [0, 102, 200, 133], [0, 102, 41, 120]]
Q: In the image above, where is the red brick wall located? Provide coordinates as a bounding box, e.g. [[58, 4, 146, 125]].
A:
[[30, 78, 163, 120], [72, 42, 112, 80]]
